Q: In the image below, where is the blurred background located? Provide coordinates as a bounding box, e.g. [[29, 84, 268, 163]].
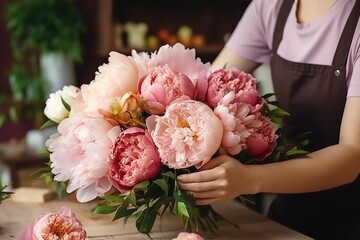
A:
[[1, 1, 279, 210]]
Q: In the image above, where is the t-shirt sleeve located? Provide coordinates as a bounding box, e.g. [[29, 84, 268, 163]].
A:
[[347, 56, 360, 97], [226, 0, 282, 64], [346, 24, 360, 97]]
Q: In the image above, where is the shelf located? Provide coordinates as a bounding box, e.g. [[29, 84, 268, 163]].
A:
[[95, 0, 251, 61], [110, 43, 223, 57]]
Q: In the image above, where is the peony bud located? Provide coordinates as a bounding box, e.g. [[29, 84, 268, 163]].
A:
[[105, 92, 146, 128], [120, 91, 142, 112]]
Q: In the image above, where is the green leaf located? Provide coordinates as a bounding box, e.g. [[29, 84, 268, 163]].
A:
[[145, 181, 163, 199], [285, 148, 309, 157], [268, 150, 281, 162], [43, 174, 53, 185], [129, 204, 148, 221], [136, 208, 157, 234], [177, 201, 189, 218], [159, 200, 171, 218], [262, 93, 276, 99], [299, 139, 309, 147], [162, 170, 176, 180], [61, 96, 71, 112], [40, 120, 56, 129], [0, 182, 13, 203], [55, 181, 68, 199], [268, 100, 280, 106], [148, 197, 160, 208], [270, 108, 290, 117], [113, 197, 135, 221], [268, 114, 284, 127], [133, 181, 149, 191], [100, 195, 125, 203], [92, 204, 119, 214], [153, 179, 168, 195], [114, 207, 136, 221], [130, 189, 137, 207]]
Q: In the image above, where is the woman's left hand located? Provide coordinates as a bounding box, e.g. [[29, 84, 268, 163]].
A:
[[176, 154, 258, 205]]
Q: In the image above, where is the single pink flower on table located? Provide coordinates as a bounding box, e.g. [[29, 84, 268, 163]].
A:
[[138, 65, 195, 114], [172, 232, 205, 240], [146, 100, 223, 169], [46, 113, 121, 202], [246, 115, 278, 161], [108, 127, 161, 192], [206, 68, 264, 112], [71, 51, 141, 114], [18, 206, 86, 240]]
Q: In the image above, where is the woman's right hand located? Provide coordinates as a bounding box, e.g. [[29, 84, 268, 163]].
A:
[[177, 154, 259, 205]]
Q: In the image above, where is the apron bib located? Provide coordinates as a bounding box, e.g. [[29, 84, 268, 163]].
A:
[[268, 0, 360, 239]]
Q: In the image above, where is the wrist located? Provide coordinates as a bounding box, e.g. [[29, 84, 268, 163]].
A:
[[246, 164, 261, 194]]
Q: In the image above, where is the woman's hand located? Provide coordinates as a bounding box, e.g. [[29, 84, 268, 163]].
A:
[[177, 154, 258, 205]]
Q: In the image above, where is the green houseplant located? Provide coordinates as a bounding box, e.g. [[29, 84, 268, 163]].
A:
[[6, 0, 85, 62], [1, 0, 86, 128], [0, 182, 13, 204]]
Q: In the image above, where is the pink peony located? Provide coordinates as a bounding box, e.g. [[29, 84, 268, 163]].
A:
[[246, 115, 278, 161], [71, 51, 141, 114], [172, 232, 205, 240], [46, 113, 121, 202], [108, 127, 161, 192], [138, 65, 195, 114], [146, 100, 223, 169], [206, 68, 264, 111], [130, 49, 151, 77], [214, 92, 262, 155], [18, 206, 86, 240], [135, 43, 211, 102]]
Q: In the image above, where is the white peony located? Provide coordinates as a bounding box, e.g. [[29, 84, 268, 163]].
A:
[[44, 85, 80, 123]]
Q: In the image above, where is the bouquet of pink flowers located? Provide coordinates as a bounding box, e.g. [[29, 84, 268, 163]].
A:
[[42, 43, 307, 235]]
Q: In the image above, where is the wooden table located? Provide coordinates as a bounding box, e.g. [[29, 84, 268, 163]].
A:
[[0, 198, 312, 240]]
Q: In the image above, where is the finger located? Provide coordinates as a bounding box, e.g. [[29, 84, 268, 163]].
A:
[[177, 168, 220, 183], [195, 197, 224, 206], [177, 180, 220, 192], [192, 189, 226, 199]]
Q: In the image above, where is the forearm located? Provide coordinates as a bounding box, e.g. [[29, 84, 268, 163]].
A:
[[211, 46, 260, 73], [252, 144, 360, 194]]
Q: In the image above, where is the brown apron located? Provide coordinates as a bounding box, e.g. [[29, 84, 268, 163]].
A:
[[268, 0, 360, 239]]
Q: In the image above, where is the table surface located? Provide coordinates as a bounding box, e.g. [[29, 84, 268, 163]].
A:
[[0, 198, 312, 240]]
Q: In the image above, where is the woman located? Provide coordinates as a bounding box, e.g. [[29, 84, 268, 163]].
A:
[[177, 0, 360, 239]]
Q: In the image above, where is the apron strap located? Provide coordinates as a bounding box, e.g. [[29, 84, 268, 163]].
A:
[[272, 0, 360, 67], [332, 0, 360, 67], [272, 0, 294, 53]]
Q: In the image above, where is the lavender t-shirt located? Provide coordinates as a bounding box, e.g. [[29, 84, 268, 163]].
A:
[[226, 0, 360, 97]]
